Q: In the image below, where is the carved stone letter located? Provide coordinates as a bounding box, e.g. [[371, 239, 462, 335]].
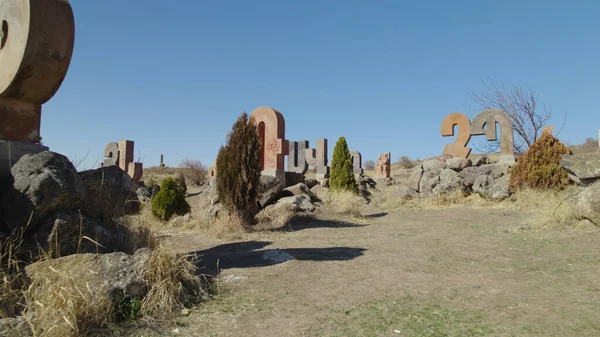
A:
[[471, 109, 515, 163], [250, 106, 288, 181], [288, 140, 309, 174], [441, 112, 472, 158], [350, 150, 363, 175]]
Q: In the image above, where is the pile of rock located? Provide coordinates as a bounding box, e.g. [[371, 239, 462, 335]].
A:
[[560, 152, 600, 225], [406, 157, 512, 201], [203, 176, 323, 223], [0, 151, 143, 259]]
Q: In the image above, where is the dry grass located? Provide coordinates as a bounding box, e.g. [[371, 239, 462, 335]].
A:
[[324, 191, 365, 217], [23, 261, 113, 337], [141, 245, 204, 317], [509, 187, 582, 230], [374, 185, 585, 230], [255, 207, 296, 228]]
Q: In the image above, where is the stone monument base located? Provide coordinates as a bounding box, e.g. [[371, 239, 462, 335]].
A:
[[262, 169, 286, 187], [498, 155, 516, 165], [0, 140, 49, 181]]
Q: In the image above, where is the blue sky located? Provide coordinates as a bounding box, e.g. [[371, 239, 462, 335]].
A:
[[43, 0, 600, 170]]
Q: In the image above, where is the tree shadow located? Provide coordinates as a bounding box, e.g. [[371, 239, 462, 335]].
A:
[[191, 240, 367, 276], [271, 216, 369, 232], [363, 212, 388, 219]]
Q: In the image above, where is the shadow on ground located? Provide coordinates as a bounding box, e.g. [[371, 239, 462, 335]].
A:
[[192, 240, 366, 276], [270, 216, 370, 232], [363, 212, 388, 219]]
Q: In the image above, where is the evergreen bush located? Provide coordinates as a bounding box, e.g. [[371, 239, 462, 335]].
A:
[[151, 177, 190, 221], [176, 172, 187, 195], [509, 133, 571, 190], [216, 112, 262, 226], [329, 136, 358, 194]]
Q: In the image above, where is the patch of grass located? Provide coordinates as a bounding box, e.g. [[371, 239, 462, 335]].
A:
[[511, 187, 581, 230], [325, 190, 365, 217], [317, 296, 495, 337], [141, 245, 206, 317]]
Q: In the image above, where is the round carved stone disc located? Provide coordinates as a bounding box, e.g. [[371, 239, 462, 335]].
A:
[[0, 0, 75, 104]]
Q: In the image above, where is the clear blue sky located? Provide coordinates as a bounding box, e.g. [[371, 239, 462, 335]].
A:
[[43, 0, 600, 170]]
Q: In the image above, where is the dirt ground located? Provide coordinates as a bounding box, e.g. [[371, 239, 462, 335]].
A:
[[125, 197, 600, 337]]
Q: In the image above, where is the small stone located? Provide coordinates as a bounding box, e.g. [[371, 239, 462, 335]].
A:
[[181, 308, 190, 316]]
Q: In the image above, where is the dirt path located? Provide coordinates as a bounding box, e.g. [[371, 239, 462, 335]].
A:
[[140, 205, 599, 337]]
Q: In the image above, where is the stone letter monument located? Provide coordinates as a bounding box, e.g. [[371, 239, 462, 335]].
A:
[[350, 150, 363, 175], [471, 109, 515, 164], [250, 106, 288, 184], [0, 0, 75, 180], [375, 152, 391, 178], [441, 112, 472, 158]]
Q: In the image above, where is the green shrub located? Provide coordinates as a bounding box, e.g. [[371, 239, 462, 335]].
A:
[[151, 178, 190, 221], [509, 133, 571, 190], [176, 172, 187, 195], [216, 112, 262, 227], [329, 136, 358, 194]]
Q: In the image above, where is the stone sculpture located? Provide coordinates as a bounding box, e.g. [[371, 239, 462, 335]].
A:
[[160, 154, 165, 168], [305, 138, 330, 179], [471, 109, 515, 164], [350, 150, 363, 175], [250, 106, 288, 183], [375, 152, 391, 178], [101, 140, 143, 182], [441, 112, 472, 158], [208, 165, 217, 179], [288, 140, 309, 174], [0, 0, 75, 180]]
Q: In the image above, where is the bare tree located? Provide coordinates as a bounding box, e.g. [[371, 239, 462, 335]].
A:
[[179, 158, 208, 186], [364, 160, 376, 170], [467, 79, 566, 154]]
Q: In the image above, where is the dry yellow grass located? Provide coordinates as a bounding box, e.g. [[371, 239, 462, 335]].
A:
[[141, 245, 204, 317], [325, 191, 365, 217], [23, 262, 113, 337]]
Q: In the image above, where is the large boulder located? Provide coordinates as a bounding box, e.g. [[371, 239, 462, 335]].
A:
[[419, 170, 441, 195], [25, 248, 151, 301], [1, 151, 86, 235], [574, 182, 600, 225], [258, 176, 284, 208], [422, 159, 445, 172], [79, 166, 140, 218], [461, 165, 495, 187], [358, 175, 378, 190], [445, 158, 472, 171], [278, 183, 320, 202], [263, 194, 316, 214], [473, 174, 510, 201], [408, 165, 423, 192], [394, 186, 418, 200], [560, 153, 600, 180], [433, 169, 464, 196], [28, 212, 150, 258]]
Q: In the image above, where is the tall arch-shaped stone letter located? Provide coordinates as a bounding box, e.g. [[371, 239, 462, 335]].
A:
[[250, 106, 288, 182], [471, 109, 515, 163], [350, 150, 363, 175]]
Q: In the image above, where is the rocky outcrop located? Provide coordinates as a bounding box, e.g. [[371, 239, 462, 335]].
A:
[[263, 194, 316, 214], [79, 166, 140, 218], [560, 153, 600, 185], [574, 181, 600, 225], [25, 248, 151, 301], [258, 176, 284, 208], [1, 151, 86, 235], [278, 183, 320, 203], [433, 169, 464, 196]]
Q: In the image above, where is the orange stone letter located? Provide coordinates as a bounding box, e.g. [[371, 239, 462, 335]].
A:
[[441, 112, 472, 158], [250, 106, 288, 177]]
